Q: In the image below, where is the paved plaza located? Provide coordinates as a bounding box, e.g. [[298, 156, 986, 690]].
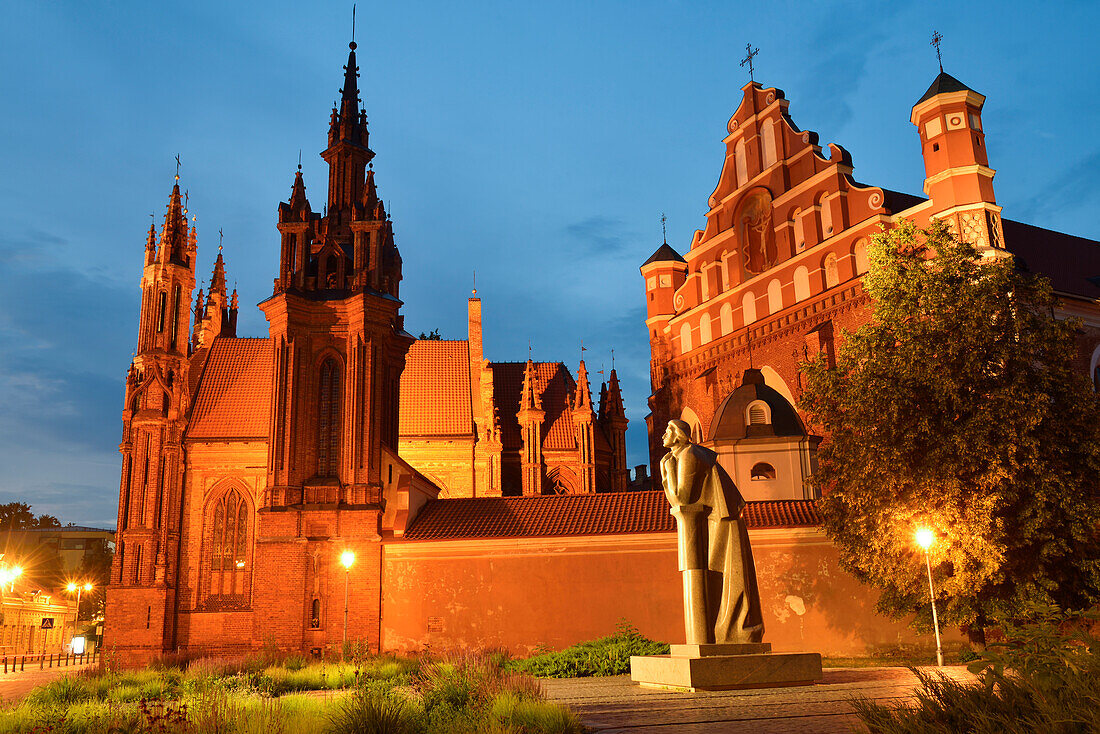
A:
[[543, 666, 975, 733]]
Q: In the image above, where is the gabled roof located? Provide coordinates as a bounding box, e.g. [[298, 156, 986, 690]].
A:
[[642, 243, 687, 266], [187, 338, 272, 440], [401, 491, 821, 540], [916, 71, 976, 104], [491, 361, 579, 451], [398, 340, 473, 436], [1004, 219, 1100, 300]]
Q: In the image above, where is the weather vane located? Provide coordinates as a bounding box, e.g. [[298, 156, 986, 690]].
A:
[[740, 43, 759, 83], [930, 30, 944, 72], [661, 212, 668, 244], [175, 154, 181, 180]]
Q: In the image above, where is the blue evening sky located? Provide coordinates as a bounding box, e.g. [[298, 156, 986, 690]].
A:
[[2, 1, 1098, 526]]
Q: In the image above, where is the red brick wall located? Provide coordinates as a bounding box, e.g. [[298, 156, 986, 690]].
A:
[[381, 529, 949, 657]]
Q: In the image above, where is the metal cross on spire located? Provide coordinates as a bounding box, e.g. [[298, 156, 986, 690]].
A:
[[219, 227, 224, 252], [183, 190, 189, 214], [661, 212, 668, 244], [740, 43, 759, 83], [175, 154, 181, 181], [931, 30, 944, 72]]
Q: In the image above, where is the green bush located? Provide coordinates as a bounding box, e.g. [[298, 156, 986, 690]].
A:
[[513, 621, 669, 678], [852, 605, 1100, 733], [23, 675, 92, 706]]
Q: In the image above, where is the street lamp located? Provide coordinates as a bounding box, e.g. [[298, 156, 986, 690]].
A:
[[340, 551, 355, 649], [915, 528, 944, 667], [66, 582, 94, 624]]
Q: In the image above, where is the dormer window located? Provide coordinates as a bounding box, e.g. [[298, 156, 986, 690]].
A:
[[747, 400, 770, 425], [751, 462, 777, 480]]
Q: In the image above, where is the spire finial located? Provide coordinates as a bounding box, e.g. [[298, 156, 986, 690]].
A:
[[175, 154, 181, 181], [183, 189, 189, 215], [611, 347, 615, 370], [580, 340, 587, 363], [472, 270, 477, 296], [351, 3, 356, 45], [930, 30, 944, 73], [297, 149, 302, 171], [740, 43, 759, 83], [218, 227, 224, 252], [660, 212, 667, 245]]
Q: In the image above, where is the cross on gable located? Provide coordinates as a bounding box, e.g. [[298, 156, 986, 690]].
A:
[[740, 43, 759, 83]]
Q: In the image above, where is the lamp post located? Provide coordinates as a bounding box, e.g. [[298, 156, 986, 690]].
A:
[[915, 528, 944, 667], [340, 550, 355, 649], [66, 582, 93, 625]]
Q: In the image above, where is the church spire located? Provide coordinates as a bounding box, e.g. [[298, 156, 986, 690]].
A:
[[158, 182, 190, 266], [324, 40, 374, 217], [573, 360, 593, 411], [340, 42, 361, 120]]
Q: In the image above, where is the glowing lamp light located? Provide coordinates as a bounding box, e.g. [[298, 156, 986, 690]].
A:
[[340, 551, 355, 569], [83, 583, 93, 591], [915, 528, 934, 550], [67, 582, 78, 593], [11, 567, 22, 579]]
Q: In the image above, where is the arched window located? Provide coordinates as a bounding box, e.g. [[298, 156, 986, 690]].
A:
[[794, 266, 810, 302], [823, 253, 840, 289], [761, 121, 778, 169], [318, 359, 342, 477], [720, 303, 734, 336], [734, 139, 748, 187], [680, 322, 693, 354], [853, 239, 870, 274], [751, 462, 777, 480], [310, 598, 322, 629], [699, 315, 713, 345], [742, 292, 757, 325], [209, 488, 250, 598], [767, 279, 783, 315]]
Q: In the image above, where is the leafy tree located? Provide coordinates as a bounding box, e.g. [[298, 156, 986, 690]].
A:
[[418, 329, 442, 340], [800, 219, 1100, 645], [0, 502, 35, 529]]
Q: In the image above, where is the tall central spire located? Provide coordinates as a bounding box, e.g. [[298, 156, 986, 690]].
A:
[[324, 41, 375, 222]]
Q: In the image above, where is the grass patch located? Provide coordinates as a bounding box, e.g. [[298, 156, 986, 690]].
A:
[[512, 620, 669, 678], [851, 605, 1100, 733], [0, 648, 579, 734]]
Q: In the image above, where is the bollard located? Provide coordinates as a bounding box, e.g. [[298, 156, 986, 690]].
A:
[[20, 656, 25, 672], [39, 654, 43, 670]]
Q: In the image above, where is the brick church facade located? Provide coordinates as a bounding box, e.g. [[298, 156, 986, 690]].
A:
[[106, 44, 1100, 666], [642, 73, 1100, 494]]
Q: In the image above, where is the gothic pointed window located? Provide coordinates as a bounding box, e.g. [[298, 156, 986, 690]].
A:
[[318, 359, 342, 477], [207, 487, 251, 605]]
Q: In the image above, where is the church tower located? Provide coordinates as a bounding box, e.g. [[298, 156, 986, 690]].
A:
[[911, 71, 1005, 253], [253, 40, 414, 653], [107, 177, 197, 661], [262, 40, 412, 505], [598, 368, 629, 492]]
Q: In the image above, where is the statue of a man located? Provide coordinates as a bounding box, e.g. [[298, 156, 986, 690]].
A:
[[660, 419, 764, 645]]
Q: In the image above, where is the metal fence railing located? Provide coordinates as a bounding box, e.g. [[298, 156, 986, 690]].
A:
[[0, 650, 99, 673]]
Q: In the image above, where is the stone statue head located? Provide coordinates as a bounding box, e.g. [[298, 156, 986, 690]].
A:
[[663, 419, 692, 449]]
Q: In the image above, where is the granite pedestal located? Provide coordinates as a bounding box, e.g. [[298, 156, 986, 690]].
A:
[[630, 642, 823, 692]]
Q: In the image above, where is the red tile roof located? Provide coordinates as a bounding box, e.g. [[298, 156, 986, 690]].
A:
[[491, 362, 579, 450], [399, 340, 473, 436], [187, 338, 272, 440], [401, 491, 821, 540]]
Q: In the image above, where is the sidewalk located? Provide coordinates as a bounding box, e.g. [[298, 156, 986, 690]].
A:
[[542, 666, 974, 734], [0, 662, 97, 704]]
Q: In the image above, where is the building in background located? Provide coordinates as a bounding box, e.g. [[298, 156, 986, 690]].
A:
[[1, 527, 114, 576], [397, 298, 629, 498]]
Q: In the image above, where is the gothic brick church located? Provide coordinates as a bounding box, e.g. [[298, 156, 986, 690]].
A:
[[642, 73, 1100, 495], [106, 41, 632, 665], [106, 40, 1100, 666]]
